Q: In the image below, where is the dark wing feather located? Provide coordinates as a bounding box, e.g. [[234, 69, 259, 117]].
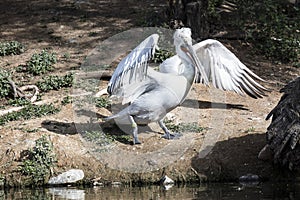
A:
[[266, 77, 300, 169]]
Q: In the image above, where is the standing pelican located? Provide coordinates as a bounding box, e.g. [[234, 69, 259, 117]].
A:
[[105, 28, 267, 145]]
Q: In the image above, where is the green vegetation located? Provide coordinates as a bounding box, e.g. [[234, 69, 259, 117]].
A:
[[61, 96, 72, 105], [153, 49, 174, 63], [7, 98, 31, 106], [164, 119, 205, 133], [245, 126, 256, 133], [95, 96, 110, 108], [173, 0, 299, 64], [236, 0, 300, 63], [26, 50, 57, 75], [15, 127, 39, 133], [0, 69, 12, 98], [207, 0, 224, 18], [82, 131, 115, 146], [83, 130, 132, 146], [0, 41, 25, 56], [36, 73, 74, 92], [20, 135, 56, 185], [0, 104, 60, 125]]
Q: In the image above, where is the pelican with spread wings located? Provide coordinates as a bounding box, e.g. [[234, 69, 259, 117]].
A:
[[105, 28, 268, 145]]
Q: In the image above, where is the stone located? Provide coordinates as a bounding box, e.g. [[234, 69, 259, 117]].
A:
[[160, 175, 174, 185], [239, 174, 260, 185], [48, 169, 84, 185]]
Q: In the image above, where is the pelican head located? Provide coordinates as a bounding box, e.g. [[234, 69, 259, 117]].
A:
[[173, 28, 193, 47], [173, 28, 209, 84]]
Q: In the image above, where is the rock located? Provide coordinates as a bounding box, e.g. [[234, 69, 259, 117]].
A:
[[48, 169, 84, 185], [160, 175, 174, 185], [239, 174, 260, 185], [111, 181, 122, 186], [93, 181, 104, 186]]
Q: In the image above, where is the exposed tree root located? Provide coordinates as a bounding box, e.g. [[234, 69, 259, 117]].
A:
[[8, 78, 39, 102]]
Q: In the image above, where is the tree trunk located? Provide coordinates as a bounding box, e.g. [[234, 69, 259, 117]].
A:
[[184, 0, 210, 39], [168, 0, 210, 39]]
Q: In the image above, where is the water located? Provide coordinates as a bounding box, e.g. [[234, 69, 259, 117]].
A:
[[1, 182, 299, 200]]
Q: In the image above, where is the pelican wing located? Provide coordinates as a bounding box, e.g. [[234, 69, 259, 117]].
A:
[[107, 34, 159, 96], [160, 39, 268, 98], [193, 39, 267, 98]]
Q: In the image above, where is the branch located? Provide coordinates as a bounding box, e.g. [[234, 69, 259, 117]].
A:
[[7, 78, 39, 102]]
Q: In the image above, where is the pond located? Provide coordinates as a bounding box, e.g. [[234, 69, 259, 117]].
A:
[[1, 182, 299, 200]]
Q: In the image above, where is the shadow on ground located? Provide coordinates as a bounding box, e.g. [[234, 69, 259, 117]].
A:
[[191, 133, 298, 182]]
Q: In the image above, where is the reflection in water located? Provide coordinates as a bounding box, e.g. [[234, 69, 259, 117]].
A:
[[1, 182, 300, 199], [48, 188, 85, 200]]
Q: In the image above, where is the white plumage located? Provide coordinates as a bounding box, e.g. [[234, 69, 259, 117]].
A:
[[105, 28, 268, 145]]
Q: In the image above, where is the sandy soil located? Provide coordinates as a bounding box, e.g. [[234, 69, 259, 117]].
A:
[[0, 0, 299, 187]]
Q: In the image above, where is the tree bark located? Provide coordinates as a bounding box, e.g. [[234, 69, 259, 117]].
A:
[[168, 0, 210, 39]]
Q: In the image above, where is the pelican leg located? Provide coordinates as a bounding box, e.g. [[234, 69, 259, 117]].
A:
[[129, 116, 141, 145], [158, 119, 182, 140]]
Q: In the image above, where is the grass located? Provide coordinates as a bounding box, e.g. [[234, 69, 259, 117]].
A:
[[15, 127, 39, 133], [0, 103, 60, 125], [82, 130, 115, 146], [164, 119, 205, 133], [20, 135, 56, 185], [82, 130, 132, 146], [0, 41, 25, 56], [245, 126, 256, 133]]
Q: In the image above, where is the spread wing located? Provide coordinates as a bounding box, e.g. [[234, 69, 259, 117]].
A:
[[107, 33, 159, 99], [159, 39, 268, 99]]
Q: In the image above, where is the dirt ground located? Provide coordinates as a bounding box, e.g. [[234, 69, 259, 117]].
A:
[[0, 0, 300, 187]]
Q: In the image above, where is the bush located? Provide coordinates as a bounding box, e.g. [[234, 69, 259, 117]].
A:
[[95, 96, 110, 108], [26, 50, 57, 75], [36, 73, 74, 92], [20, 135, 56, 185], [235, 0, 300, 63], [0, 41, 25, 56], [0, 69, 11, 98], [153, 49, 174, 63]]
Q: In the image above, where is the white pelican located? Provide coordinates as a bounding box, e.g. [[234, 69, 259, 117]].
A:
[[105, 28, 267, 145]]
